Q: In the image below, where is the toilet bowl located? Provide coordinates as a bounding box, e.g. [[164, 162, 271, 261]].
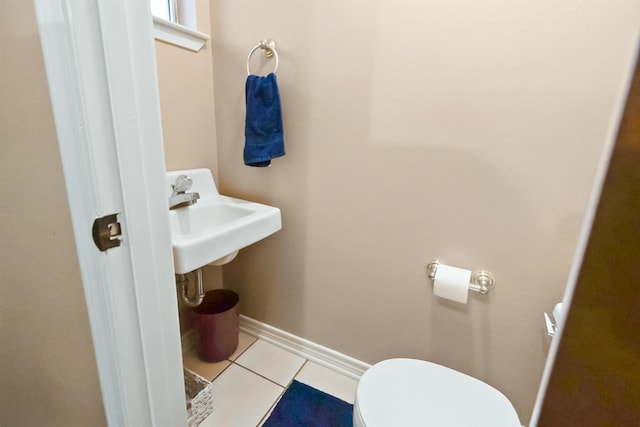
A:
[[354, 358, 521, 427]]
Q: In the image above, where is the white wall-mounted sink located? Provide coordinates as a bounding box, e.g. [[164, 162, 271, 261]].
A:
[[166, 168, 281, 274]]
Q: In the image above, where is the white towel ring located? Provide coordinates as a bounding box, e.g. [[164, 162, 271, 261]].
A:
[[246, 39, 279, 76]]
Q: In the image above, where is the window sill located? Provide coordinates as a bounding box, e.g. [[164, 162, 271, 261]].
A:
[[152, 16, 209, 52]]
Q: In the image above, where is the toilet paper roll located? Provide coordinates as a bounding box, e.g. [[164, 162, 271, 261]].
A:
[[433, 264, 471, 304]]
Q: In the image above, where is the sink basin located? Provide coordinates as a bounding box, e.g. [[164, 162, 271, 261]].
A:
[[171, 203, 254, 236], [167, 168, 282, 274]]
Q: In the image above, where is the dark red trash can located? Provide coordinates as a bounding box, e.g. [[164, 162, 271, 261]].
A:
[[191, 289, 239, 362]]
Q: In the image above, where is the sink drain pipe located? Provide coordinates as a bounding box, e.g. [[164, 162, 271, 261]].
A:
[[177, 268, 204, 307]]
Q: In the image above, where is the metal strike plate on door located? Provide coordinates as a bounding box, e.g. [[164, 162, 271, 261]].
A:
[[92, 213, 122, 251]]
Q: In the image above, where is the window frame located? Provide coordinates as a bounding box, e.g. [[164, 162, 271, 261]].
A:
[[151, 0, 209, 52]]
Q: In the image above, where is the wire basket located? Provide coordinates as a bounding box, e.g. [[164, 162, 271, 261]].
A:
[[184, 368, 214, 426]]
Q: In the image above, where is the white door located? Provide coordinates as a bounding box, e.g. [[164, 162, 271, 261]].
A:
[[33, 0, 186, 425]]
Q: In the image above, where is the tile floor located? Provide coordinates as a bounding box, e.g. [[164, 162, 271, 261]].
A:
[[183, 331, 360, 427]]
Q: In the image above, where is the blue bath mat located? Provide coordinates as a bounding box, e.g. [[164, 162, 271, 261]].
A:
[[263, 380, 353, 427]]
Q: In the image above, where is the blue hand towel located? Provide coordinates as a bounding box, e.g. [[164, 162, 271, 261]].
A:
[[244, 73, 285, 167]]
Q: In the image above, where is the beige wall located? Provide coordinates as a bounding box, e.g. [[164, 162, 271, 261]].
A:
[[0, 1, 106, 425], [156, 0, 218, 174], [210, 0, 640, 423], [155, 0, 222, 332]]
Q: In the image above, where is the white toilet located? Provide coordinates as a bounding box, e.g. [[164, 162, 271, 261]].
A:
[[354, 358, 521, 427]]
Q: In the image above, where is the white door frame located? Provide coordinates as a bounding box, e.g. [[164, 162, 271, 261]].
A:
[[33, 0, 185, 425]]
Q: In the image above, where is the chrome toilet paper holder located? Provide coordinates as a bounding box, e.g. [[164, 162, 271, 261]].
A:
[[426, 259, 495, 295]]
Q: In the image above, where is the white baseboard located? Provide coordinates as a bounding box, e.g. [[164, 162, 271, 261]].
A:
[[181, 315, 371, 380], [239, 315, 371, 380]]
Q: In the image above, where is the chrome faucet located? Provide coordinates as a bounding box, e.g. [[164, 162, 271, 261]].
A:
[[169, 175, 200, 210]]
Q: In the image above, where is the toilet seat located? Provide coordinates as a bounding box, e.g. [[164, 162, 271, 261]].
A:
[[354, 358, 521, 427]]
